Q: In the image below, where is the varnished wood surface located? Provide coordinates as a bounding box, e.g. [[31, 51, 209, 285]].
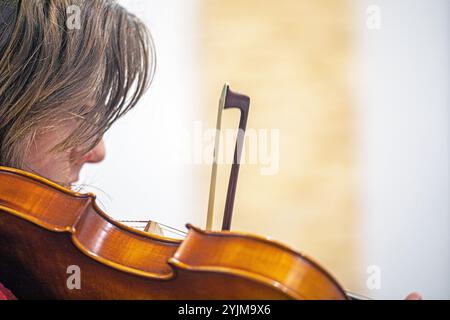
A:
[[0, 166, 347, 299]]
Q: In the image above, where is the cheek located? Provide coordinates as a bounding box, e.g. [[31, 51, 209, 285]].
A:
[[21, 122, 83, 184], [23, 143, 75, 183], [27, 152, 73, 180]]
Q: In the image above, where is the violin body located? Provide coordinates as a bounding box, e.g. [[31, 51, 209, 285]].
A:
[[0, 166, 348, 299]]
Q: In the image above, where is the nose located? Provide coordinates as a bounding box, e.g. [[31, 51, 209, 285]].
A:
[[83, 139, 106, 163]]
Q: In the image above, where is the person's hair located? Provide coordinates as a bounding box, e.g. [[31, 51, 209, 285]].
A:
[[0, 0, 155, 168]]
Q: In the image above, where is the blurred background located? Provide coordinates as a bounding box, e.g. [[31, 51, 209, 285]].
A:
[[79, 0, 450, 299]]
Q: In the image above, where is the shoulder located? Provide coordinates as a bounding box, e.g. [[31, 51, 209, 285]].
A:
[[0, 282, 16, 300]]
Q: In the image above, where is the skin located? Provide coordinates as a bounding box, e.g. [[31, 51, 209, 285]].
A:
[[22, 122, 105, 188], [405, 292, 422, 300]]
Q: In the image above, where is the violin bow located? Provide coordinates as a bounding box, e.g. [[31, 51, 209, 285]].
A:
[[206, 83, 250, 231]]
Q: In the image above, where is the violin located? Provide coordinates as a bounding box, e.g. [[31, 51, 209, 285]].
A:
[[0, 84, 359, 299]]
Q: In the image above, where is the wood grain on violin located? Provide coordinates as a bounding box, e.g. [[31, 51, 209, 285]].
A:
[[0, 166, 348, 299]]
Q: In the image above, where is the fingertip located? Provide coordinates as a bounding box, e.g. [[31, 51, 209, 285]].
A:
[[405, 292, 422, 300]]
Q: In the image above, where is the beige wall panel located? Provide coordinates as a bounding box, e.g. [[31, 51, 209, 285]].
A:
[[198, 0, 363, 293]]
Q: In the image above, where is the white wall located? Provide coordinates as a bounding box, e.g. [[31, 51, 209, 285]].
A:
[[79, 0, 202, 233], [356, 0, 450, 299]]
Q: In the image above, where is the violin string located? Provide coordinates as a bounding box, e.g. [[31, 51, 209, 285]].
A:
[[156, 221, 187, 236], [119, 219, 187, 236], [72, 179, 112, 212], [77, 171, 187, 236]]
